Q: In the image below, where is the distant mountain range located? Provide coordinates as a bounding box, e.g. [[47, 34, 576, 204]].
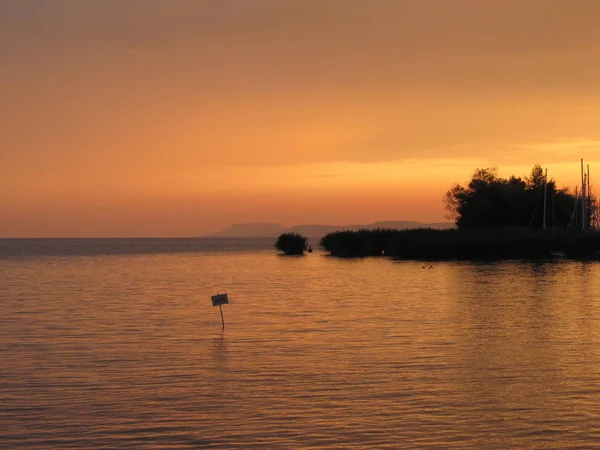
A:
[[210, 221, 455, 238]]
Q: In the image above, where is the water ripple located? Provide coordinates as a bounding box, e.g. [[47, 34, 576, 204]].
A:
[[2, 247, 600, 448]]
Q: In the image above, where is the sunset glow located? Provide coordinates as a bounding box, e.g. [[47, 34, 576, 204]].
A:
[[2, 1, 600, 236]]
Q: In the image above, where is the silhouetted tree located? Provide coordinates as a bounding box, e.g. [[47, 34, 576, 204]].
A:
[[589, 194, 600, 230], [275, 233, 308, 255], [525, 164, 547, 190], [318, 164, 600, 259], [444, 165, 577, 230]]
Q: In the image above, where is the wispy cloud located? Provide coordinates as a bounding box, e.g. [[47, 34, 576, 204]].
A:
[[514, 139, 600, 153], [278, 172, 373, 181]]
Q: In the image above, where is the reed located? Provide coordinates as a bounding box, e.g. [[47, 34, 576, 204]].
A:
[[320, 227, 600, 260]]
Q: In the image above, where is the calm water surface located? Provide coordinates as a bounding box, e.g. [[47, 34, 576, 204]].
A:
[[2, 238, 600, 449]]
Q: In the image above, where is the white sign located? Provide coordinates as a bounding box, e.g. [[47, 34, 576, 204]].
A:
[[211, 293, 229, 307]]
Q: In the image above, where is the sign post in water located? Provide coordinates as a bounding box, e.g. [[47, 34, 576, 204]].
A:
[[211, 293, 229, 329]]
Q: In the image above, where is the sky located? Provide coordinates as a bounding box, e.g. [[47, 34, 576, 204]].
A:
[[2, 0, 600, 237]]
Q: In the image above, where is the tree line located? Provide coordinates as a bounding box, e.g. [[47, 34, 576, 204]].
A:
[[444, 165, 598, 231], [276, 164, 600, 259]]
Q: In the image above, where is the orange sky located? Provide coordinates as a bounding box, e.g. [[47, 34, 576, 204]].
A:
[[2, 0, 600, 237]]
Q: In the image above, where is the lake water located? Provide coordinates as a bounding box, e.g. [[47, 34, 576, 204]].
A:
[[2, 238, 600, 449]]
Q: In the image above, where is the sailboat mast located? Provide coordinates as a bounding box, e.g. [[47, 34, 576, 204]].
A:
[[588, 164, 592, 230], [581, 159, 586, 230], [542, 168, 547, 230], [572, 186, 579, 229]]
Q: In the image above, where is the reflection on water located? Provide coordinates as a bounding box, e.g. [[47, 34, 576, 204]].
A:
[[211, 334, 229, 366], [2, 242, 600, 448]]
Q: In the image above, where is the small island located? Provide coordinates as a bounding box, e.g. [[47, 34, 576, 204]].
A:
[[275, 232, 309, 255], [314, 164, 600, 260]]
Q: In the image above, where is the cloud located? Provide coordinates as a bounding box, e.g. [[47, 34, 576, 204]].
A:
[[514, 140, 600, 153]]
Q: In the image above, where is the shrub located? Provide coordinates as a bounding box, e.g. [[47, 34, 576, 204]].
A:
[[275, 233, 308, 255]]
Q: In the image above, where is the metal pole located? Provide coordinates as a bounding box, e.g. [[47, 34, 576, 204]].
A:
[[552, 191, 556, 240], [588, 165, 591, 230], [219, 304, 225, 329], [572, 186, 579, 229], [543, 168, 547, 230], [582, 159, 586, 230]]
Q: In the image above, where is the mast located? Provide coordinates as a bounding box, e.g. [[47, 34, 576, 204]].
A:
[[587, 164, 592, 229], [542, 168, 548, 230], [552, 187, 556, 240], [581, 159, 586, 230], [570, 186, 579, 229]]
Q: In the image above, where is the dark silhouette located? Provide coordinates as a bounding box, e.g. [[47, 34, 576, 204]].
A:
[[319, 228, 397, 257], [444, 165, 580, 230], [320, 227, 600, 260], [275, 232, 308, 255], [317, 165, 600, 260]]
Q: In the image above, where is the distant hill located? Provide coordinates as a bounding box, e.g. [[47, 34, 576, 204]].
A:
[[213, 223, 286, 237], [210, 221, 455, 238]]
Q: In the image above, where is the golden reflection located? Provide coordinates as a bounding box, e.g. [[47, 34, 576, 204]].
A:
[[4, 245, 600, 447], [448, 261, 600, 440]]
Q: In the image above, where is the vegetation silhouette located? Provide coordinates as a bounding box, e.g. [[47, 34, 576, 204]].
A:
[[275, 232, 309, 255], [318, 165, 600, 260], [444, 165, 596, 230], [320, 228, 397, 257]]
